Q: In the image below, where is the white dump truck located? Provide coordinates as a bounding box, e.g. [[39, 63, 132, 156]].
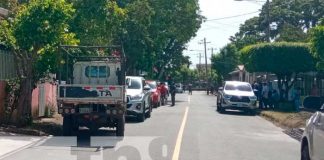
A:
[[57, 45, 126, 136]]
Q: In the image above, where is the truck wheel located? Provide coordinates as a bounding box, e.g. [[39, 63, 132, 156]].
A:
[[137, 103, 145, 122], [63, 115, 72, 136], [301, 143, 310, 160], [146, 105, 152, 118], [217, 103, 224, 113], [116, 117, 125, 137]]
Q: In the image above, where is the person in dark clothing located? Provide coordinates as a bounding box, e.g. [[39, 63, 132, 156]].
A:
[[116, 67, 122, 85], [167, 76, 176, 106], [188, 84, 193, 95], [271, 89, 280, 109], [258, 82, 263, 109]]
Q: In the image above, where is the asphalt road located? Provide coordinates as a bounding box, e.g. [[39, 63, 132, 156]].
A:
[[0, 91, 299, 160]]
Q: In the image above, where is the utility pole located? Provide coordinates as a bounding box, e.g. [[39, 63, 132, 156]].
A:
[[204, 38, 208, 81], [199, 53, 202, 77], [210, 48, 215, 79], [199, 38, 210, 93]]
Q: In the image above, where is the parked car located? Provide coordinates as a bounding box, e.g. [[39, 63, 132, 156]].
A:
[[217, 81, 257, 114], [175, 83, 184, 93], [301, 107, 324, 160], [146, 80, 161, 108], [126, 76, 152, 122]]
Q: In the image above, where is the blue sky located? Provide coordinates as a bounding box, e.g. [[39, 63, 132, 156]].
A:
[[184, 0, 265, 68]]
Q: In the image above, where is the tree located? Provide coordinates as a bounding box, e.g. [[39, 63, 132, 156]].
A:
[[231, 0, 324, 49], [147, 0, 203, 79], [70, 0, 126, 45], [3, 0, 77, 125], [211, 44, 239, 81], [230, 17, 265, 50], [276, 23, 308, 42], [241, 42, 315, 100], [310, 25, 324, 69]]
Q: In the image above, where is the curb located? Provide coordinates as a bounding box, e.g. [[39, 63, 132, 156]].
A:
[[0, 126, 48, 136]]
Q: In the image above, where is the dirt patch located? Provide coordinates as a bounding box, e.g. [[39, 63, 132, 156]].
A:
[[0, 114, 63, 136], [260, 110, 313, 129]]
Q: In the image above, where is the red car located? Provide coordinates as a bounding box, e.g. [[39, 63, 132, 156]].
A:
[[145, 80, 161, 108]]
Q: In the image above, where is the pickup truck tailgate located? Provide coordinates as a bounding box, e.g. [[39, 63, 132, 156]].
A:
[[58, 85, 124, 104]]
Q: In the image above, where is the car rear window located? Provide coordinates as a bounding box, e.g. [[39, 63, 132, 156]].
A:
[[127, 78, 142, 89], [147, 82, 157, 89]]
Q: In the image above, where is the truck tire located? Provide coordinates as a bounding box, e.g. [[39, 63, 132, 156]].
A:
[[146, 104, 152, 118], [137, 103, 145, 122], [217, 103, 224, 113], [63, 115, 72, 136], [116, 117, 125, 137]]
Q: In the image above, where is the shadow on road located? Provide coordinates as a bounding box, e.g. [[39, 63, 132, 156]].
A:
[[216, 109, 257, 117]]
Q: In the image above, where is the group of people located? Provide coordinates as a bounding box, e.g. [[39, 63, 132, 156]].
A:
[[156, 76, 177, 106], [252, 81, 302, 111], [157, 76, 194, 106], [252, 81, 280, 110]]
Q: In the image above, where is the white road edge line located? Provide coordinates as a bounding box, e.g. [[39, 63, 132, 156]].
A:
[[172, 106, 189, 160]]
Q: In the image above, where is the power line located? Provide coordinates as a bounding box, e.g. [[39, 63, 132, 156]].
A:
[[205, 10, 260, 21]]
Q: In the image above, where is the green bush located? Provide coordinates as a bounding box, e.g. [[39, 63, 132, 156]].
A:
[[278, 101, 295, 112]]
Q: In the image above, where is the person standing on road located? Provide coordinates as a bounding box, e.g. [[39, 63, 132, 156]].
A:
[[188, 83, 193, 95], [261, 82, 269, 109], [167, 76, 176, 106], [158, 82, 168, 105]]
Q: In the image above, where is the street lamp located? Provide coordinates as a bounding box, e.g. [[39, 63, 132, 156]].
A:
[[234, 0, 270, 42]]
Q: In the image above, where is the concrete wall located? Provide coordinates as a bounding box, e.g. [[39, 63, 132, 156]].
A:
[[31, 82, 57, 118], [0, 81, 57, 119]]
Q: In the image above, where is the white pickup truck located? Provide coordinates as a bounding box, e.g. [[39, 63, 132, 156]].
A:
[[57, 45, 126, 136]]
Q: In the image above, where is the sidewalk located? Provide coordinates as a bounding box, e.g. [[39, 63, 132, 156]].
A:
[[0, 132, 42, 158]]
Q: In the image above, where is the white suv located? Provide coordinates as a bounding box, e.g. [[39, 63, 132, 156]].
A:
[[217, 81, 257, 114], [301, 108, 324, 160], [126, 76, 152, 122]]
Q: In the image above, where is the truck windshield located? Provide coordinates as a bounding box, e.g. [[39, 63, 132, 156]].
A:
[[127, 78, 141, 89], [225, 84, 252, 92], [85, 66, 110, 78]]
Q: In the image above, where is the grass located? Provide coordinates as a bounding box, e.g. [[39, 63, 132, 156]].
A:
[[260, 110, 313, 129]]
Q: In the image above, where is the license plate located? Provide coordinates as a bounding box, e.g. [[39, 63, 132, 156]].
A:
[[237, 103, 243, 107], [79, 107, 92, 113]]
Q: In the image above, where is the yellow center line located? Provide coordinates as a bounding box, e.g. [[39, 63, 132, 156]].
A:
[[172, 105, 189, 160]]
